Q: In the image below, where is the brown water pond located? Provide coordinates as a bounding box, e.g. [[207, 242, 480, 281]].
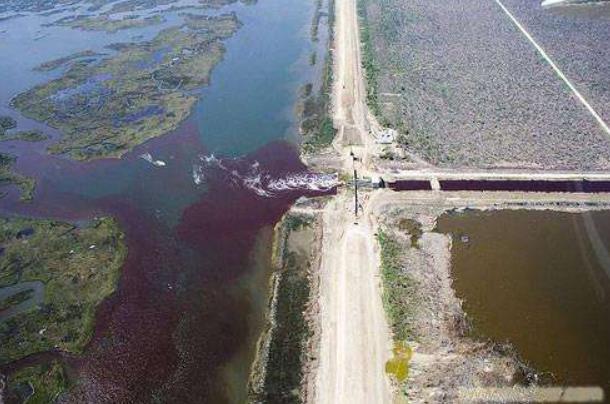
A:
[[436, 210, 610, 394]]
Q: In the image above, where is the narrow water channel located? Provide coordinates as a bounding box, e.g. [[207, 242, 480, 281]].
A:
[[436, 210, 610, 395]]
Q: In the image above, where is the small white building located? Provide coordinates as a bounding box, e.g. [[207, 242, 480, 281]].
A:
[[375, 128, 396, 144]]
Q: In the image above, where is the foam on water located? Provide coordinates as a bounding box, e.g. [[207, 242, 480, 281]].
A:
[[140, 152, 166, 167], [194, 153, 338, 197], [192, 164, 205, 185]]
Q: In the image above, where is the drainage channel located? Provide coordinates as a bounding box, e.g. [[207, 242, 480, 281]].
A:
[[387, 179, 610, 193]]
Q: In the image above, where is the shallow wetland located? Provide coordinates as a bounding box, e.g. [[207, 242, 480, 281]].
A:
[[0, 0, 335, 401]]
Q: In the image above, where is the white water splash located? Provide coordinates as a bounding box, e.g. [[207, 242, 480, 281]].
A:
[[140, 153, 166, 167], [193, 154, 339, 197], [201, 153, 220, 165], [243, 173, 274, 197], [267, 172, 339, 193], [192, 164, 205, 185]]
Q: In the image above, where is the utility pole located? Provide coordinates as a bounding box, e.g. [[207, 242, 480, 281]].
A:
[[350, 150, 359, 218]]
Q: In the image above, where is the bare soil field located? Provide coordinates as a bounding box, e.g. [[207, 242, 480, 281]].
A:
[[362, 0, 610, 169]]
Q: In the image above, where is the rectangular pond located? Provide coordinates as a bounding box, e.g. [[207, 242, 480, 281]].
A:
[[436, 209, 610, 394]]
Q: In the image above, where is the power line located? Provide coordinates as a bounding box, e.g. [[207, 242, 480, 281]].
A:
[[350, 150, 359, 219]]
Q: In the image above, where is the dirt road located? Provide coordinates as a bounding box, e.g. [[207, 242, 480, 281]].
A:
[[311, 0, 394, 398], [385, 168, 610, 184], [331, 0, 371, 162], [314, 193, 393, 404]]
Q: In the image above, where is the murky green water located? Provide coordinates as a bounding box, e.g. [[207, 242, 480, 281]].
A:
[[436, 210, 610, 393]]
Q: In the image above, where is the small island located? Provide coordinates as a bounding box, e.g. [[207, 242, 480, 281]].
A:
[[33, 50, 103, 72], [50, 14, 165, 33], [0, 152, 35, 201], [0, 115, 48, 144], [13, 13, 241, 160]]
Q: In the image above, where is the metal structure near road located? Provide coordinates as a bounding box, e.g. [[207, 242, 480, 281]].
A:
[[350, 150, 359, 218]]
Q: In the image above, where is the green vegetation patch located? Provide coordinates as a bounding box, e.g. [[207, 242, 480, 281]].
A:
[[262, 252, 311, 403], [357, 0, 381, 118], [100, 0, 242, 15], [301, 0, 336, 153], [0, 116, 17, 132], [13, 13, 241, 160], [0, 152, 36, 202], [5, 361, 68, 404], [311, 0, 327, 42], [0, 216, 127, 364], [0, 120, 42, 199], [100, 0, 178, 14], [0, 116, 48, 144], [51, 14, 165, 33], [385, 340, 412, 382], [301, 57, 336, 153], [34, 50, 103, 72], [0, 130, 48, 143], [398, 218, 422, 248], [377, 228, 418, 385], [252, 214, 315, 403], [376, 228, 417, 341], [284, 214, 312, 231]]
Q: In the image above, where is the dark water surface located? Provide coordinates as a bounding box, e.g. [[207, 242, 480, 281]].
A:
[[388, 180, 432, 191], [436, 210, 610, 395], [0, 0, 332, 401], [439, 179, 610, 193], [388, 179, 610, 193]]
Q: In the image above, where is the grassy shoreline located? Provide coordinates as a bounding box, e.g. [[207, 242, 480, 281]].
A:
[[248, 0, 336, 397], [248, 211, 319, 403], [300, 0, 336, 153]]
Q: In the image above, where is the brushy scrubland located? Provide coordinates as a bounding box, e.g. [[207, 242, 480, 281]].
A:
[[0, 216, 126, 364], [361, 0, 610, 169], [503, 0, 610, 122]]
